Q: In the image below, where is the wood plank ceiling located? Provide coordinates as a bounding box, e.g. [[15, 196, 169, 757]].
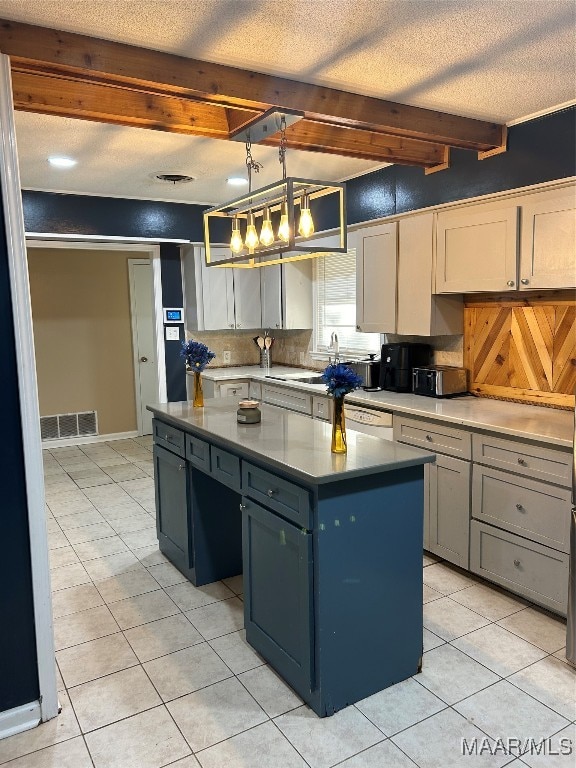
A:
[[0, 18, 507, 171]]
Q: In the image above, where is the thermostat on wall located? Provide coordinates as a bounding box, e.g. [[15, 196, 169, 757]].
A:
[[163, 308, 184, 323]]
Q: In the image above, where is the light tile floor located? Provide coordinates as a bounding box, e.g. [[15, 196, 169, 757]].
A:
[[0, 437, 574, 768]]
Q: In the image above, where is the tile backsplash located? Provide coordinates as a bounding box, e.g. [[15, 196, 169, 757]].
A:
[[186, 327, 464, 370]]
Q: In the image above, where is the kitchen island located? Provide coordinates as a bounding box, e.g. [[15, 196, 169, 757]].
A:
[[148, 398, 434, 717]]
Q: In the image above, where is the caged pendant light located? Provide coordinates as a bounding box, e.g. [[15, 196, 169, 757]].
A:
[[203, 111, 347, 268]]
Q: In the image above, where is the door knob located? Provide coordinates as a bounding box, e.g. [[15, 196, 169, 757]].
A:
[[140, 356, 148, 362], [513, 559, 521, 567]]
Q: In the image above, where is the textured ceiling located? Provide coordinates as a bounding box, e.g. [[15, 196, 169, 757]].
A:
[[3, 0, 575, 204]]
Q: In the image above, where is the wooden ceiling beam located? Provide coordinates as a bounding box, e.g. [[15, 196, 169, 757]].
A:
[[0, 18, 505, 152], [262, 120, 447, 166], [11, 71, 240, 137]]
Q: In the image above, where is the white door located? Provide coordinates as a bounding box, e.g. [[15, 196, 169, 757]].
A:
[[129, 260, 158, 435]]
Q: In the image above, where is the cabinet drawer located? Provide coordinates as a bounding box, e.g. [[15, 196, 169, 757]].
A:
[[312, 396, 331, 421], [470, 521, 569, 616], [249, 380, 263, 400], [218, 381, 249, 399], [472, 433, 572, 487], [393, 415, 471, 459], [210, 445, 241, 491], [242, 462, 312, 529], [472, 465, 571, 553], [185, 433, 211, 473], [152, 418, 185, 458], [262, 384, 312, 415]]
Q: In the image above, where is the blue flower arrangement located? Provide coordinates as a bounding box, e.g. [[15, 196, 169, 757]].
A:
[[180, 340, 216, 372], [321, 363, 363, 398]]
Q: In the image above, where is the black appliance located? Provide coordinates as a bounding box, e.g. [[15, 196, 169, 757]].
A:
[[379, 343, 431, 392]]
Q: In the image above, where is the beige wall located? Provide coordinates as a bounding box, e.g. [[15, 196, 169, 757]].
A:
[[28, 247, 149, 435]]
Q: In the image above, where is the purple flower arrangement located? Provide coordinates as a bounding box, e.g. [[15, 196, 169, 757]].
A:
[[321, 363, 363, 398], [180, 340, 216, 372]]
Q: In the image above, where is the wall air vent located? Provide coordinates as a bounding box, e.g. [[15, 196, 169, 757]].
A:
[[40, 411, 98, 442]]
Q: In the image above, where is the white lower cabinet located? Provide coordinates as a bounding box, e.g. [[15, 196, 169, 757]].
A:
[[426, 454, 471, 568], [262, 384, 312, 415], [396, 413, 571, 614], [395, 415, 471, 568]]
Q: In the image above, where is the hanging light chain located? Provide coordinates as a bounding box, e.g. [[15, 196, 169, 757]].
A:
[[278, 115, 288, 180], [245, 134, 263, 194]]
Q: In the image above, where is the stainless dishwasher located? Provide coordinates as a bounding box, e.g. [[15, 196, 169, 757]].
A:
[[343, 403, 394, 440]]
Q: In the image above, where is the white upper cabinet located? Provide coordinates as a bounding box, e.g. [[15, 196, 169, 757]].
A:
[[181, 245, 262, 330], [519, 188, 576, 290], [355, 222, 398, 333], [434, 182, 575, 294], [233, 268, 262, 329], [260, 265, 282, 330], [397, 214, 463, 336], [435, 204, 519, 293], [260, 262, 313, 330]]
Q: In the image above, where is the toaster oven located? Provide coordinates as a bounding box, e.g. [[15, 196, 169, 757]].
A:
[[412, 366, 467, 398]]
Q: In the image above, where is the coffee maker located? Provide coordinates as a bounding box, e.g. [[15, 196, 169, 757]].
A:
[[380, 343, 431, 392]]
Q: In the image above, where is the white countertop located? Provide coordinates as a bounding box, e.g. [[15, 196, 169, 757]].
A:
[[148, 399, 434, 485], [197, 366, 574, 449]]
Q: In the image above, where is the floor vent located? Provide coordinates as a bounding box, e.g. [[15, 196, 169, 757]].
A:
[[40, 411, 98, 441]]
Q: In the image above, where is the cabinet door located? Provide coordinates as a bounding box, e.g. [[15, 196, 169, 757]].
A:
[[242, 498, 314, 697], [201, 246, 235, 330], [233, 268, 262, 329], [397, 214, 463, 336], [260, 264, 282, 330], [519, 189, 576, 289], [355, 222, 397, 332], [153, 444, 193, 577], [436, 205, 518, 293], [428, 454, 471, 568]]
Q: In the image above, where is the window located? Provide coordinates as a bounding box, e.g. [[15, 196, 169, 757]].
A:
[[313, 248, 380, 357]]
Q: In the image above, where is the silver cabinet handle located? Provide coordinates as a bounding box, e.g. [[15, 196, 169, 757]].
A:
[[275, 323, 280, 328], [517, 457, 527, 466], [178, 464, 185, 471], [140, 356, 148, 362], [229, 323, 234, 328], [356, 325, 361, 330], [516, 503, 524, 511], [426, 434, 433, 442], [506, 280, 515, 287], [239, 503, 247, 511], [514, 559, 521, 567], [164, 434, 169, 440], [267, 488, 277, 497], [520, 278, 529, 285], [237, 323, 242, 328]]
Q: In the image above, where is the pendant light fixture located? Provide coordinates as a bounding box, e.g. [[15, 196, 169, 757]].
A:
[[204, 110, 347, 268]]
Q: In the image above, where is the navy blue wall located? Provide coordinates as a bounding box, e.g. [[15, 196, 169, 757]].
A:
[[0, 186, 40, 710], [345, 107, 576, 225]]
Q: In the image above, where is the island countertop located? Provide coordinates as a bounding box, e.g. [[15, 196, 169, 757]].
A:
[[148, 398, 434, 485]]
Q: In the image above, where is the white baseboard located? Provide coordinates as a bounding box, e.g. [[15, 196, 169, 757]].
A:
[[0, 701, 41, 741], [41, 430, 140, 449]]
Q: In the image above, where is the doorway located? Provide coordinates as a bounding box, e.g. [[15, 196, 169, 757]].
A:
[[27, 240, 166, 440]]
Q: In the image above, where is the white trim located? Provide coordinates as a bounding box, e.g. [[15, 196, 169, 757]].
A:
[[506, 100, 576, 127], [128, 258, 153, 435], [153, 253, 168, 402], [42, 430, 140, 449], [22, 186, 214, 206], [26, 232, 189, 244], [0, 701, 41, 741], [0, 55, 58, 722]]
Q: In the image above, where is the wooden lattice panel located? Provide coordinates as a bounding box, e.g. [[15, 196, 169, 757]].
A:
[[465, 292, 576, 409]]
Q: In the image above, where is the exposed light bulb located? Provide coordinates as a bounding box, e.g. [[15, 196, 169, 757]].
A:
[[245, 213, 259, 251], [259, 207, 275, 246], [278, 202, 290, 242], [230, 218, 244, 254], [298, 194, 315, 237]]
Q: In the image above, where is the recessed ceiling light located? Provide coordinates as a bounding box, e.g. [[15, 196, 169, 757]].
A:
[[227, 177, 248, 186], [48, 156, 77, 168]]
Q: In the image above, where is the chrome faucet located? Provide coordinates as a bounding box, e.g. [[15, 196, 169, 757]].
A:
[[329, 332, 340, 364]]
